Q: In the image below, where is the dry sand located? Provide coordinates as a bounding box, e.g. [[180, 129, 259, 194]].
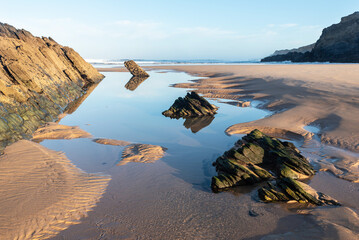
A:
[[32, 122, 92, 140], [119, 143, 167, 166], [93, 138, 131, 146], [0, 140, 110, 239]]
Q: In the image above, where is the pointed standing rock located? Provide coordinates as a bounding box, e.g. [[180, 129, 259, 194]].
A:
[[163, 91, 218, 118], [124, 60, 149, 77]]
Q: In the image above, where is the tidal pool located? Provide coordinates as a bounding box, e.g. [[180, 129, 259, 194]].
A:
[[43, 70, 358, 239]]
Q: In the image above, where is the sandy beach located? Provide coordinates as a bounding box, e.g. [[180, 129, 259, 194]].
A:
[[1, 64, 358, 239]]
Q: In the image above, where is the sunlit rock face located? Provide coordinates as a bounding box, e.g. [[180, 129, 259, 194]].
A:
[[261, 12, 359, 63], [0, 23, 104, 152], [124, 60, 149, 77]]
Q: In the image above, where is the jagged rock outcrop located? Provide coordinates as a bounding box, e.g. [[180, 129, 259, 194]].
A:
[[212, 129, 340, 205], [262, 12, 359, 63], [0, 23, 104, 152], [211, 129, 314, 191], [124, 60, 149, 77], [258, 178, 340, 206], [162, 91, 218, 118]]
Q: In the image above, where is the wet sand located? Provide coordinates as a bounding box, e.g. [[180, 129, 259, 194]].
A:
[[0, 140, 110, 239], [1, 65, 359, 239]]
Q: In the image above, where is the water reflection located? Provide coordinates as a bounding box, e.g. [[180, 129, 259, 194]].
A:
[[183, 115, 215, 133], [125, 76, 149, 91]]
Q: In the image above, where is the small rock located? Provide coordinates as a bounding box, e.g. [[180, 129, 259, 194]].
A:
[[163, 91, 218, 118], [124, 60, 149, 77]]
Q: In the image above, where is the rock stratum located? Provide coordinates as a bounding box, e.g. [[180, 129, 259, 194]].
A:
[[162, 91, 218, 118], [124, 60, 149, 77], [0, 23, 104, 152], [212, 130, 339, 205], [262, 12, 359, 63]]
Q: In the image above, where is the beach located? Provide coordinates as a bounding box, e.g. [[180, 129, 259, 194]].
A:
[[0, 64, 358, 239], [46, 64, 359, 239]]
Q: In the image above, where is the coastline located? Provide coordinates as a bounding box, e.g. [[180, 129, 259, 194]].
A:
[[98, 64, 359, 153]]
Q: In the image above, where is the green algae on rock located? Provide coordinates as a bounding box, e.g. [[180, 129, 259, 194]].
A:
[[211, 129, 340, 206], [211, 129, 314, 191], [162, 91, 218, 118], [258, 178, 340, 206]]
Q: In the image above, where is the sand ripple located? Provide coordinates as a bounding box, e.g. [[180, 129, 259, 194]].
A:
[[119, 144, 167, 166], [0, 140, 110, 239]]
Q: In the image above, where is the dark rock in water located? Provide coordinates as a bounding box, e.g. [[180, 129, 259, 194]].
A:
[[125, 75, 149, 91], [183, 115, 215, 133], [261, 12, 359, 63], [162, 91, 218, 118], [211, 129, 314, 191], [258, 178, 340, 206], [124, 60, 149, 77], [0, 22, 103, 153]]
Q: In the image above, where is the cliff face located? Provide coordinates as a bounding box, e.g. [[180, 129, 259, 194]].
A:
[[0, 23, 104, 152], [271, 43, 315, 56], [262, 12, 359, 63]]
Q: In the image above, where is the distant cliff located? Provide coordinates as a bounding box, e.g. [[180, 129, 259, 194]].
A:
[[271, 43, 315, 56], [0, 23, 104, 152], [262, 12, 359, 63]]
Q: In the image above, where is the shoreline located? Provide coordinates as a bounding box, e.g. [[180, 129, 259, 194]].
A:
[[98, 64, 359, 153]]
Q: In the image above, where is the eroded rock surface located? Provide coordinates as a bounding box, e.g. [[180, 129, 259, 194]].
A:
[[212, 129, 314, 191], [163, 91, 218, 118], [258, 178, 340, 206], [124, 60, 149, 77], [0, 23, 104, 152]]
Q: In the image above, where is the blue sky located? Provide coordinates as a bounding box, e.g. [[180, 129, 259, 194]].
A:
[[1, 0, 358, 60]]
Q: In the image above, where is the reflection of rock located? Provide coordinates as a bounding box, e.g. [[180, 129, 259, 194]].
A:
[[211, 129, 314, 191], [183, 115, 215, 133], [0, 140, 110, 239], [163, 91, 218, 118], [0, 23, 103, 153], [124, 60, 149, 77], [93, 138, 131, 146], [119, 144, 166, 166], [32, 122, 92, 140], [125, 75, 149, 91], [258, 178, 340, 206]]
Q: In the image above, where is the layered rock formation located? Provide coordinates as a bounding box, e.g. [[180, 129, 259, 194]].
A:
[[124, 60, 149, 77], [212, 130, 339, 205], [162, 91, 218, 118], [258, 178, 340, 205], [262, 12, 359, 63], [212, 129, 314, 191], [0, 23, 104, 152]]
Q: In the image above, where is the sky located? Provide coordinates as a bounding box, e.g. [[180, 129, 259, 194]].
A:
[[0, 0, 358, 61]]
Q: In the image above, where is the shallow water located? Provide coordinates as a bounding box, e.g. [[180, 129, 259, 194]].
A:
[[42, 70, 359, 239], [41, 71, 268, 174]]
